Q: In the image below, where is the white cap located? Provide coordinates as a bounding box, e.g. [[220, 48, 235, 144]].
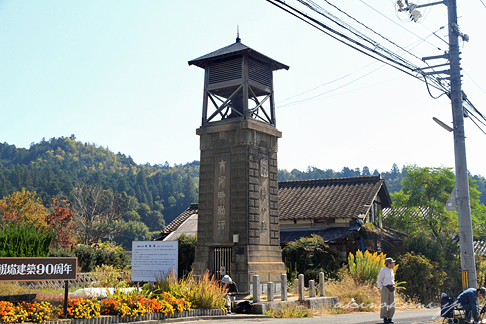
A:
[[222, 275, 232, 284]]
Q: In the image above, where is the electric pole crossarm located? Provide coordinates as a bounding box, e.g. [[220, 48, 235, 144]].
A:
[[423, 69, 450, 75], [415, 1, 445, 9], [420, 62, 450, 70], [422, 54, 449, 61]]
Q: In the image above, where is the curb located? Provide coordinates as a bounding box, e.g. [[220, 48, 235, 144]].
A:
[[162, 314, 271, 323]]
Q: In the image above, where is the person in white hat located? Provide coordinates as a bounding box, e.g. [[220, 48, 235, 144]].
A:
[[222, 275, 232, 284], [222, 275, 234, 313], [377, 257, 396, 323]]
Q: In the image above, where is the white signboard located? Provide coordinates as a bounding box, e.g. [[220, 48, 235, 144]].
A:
[[131, 241, 178, 282]]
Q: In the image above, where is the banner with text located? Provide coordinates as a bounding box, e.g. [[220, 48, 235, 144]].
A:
[[0, 257, 77, 281]]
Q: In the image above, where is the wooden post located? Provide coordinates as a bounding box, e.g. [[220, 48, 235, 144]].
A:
[[63, 280, 69, 318]]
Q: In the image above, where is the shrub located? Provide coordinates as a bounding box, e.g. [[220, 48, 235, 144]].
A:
[[0, 222, 53, 257], [401, 233, 461, 298], [0, 282, 28, 296], [145, 271, 225, 310], [92, 264, 128, 288], [282, 234, 340, 284], [74, 245, 96, 272], [396, 252, 446, 303], [74, 242, 129, 272], [48, 248, 75, 258], [348, 250, 387, 285]]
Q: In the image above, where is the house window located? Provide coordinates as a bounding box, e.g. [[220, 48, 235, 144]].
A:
[[368, 202, 379, 226]]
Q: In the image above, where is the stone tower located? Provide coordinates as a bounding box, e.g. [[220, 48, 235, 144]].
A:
[[188, 36, 288, 292]]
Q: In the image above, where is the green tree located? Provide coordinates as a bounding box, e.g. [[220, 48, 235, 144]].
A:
[[386, 164, 486, 301], [389, 165, 486, 238], [389, 165, 456, 236], [176, 233, 196, 278], [115, 220, 150, 250]]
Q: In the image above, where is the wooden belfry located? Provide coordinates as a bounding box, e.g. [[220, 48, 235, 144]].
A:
[[189, 36, 288, 292]]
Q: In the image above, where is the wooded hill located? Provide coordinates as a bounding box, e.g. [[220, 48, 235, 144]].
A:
[[1, 136, 485, 245], [0, 136, 199, 247]]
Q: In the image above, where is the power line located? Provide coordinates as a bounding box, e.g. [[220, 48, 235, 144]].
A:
[[297, 0, 421, 71], [321, 0, 424, 62], [277, 61, 378, 104], [277, 73, 405, 108], [464, 70, 486, 97], [464, 96, 486, 122], [278, 36, 430, 107], [268, 0, 486, 129], [268, 0, 449, 94], [464, 108, 486, 135]]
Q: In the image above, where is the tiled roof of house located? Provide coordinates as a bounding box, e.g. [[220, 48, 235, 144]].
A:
[[188, 40, 289, 71], [159, 176, 391, 239], [278, 175, 391, 221], [161, 203, 198, 235]]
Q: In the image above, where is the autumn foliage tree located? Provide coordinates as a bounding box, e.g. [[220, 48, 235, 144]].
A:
[[47, 198, 75, 249], [0, 190, 54, 257], [0, 189, 48, 228], [0, 190, 77, 251]]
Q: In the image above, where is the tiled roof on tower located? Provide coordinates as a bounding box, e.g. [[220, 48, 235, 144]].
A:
[[188, 38, 289, 71]]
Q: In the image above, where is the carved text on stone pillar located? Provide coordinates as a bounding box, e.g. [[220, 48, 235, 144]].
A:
[[213, 154, 230, 242], [259, 157, 270, 244]]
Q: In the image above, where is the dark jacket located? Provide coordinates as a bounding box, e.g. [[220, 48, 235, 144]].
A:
[[456, 288, 480, 320]]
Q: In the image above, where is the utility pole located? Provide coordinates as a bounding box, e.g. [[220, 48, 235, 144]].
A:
[[447, 0, 476, 290], [401, 0, 476, 289]]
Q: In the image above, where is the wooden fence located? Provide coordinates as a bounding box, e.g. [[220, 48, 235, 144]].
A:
[[12, 273, 97, 289]]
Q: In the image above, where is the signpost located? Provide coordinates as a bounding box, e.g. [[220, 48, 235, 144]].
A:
[[0, 257, 77, 318]]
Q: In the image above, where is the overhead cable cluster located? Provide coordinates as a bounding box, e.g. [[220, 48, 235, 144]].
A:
[[266, 0, 486, 134]]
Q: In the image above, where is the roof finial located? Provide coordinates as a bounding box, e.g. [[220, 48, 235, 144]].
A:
[[236, 25, 241, 43]]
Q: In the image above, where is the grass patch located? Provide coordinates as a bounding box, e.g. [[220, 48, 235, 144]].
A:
[[264, 304, 312, 318], [313, 269, 410, 315], [0, 283, 29, 296]]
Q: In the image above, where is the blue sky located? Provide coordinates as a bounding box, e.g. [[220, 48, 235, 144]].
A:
[[1, 0, 485, 176]]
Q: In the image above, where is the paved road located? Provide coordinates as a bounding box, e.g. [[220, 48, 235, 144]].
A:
[[177, 308, 442, 324]]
